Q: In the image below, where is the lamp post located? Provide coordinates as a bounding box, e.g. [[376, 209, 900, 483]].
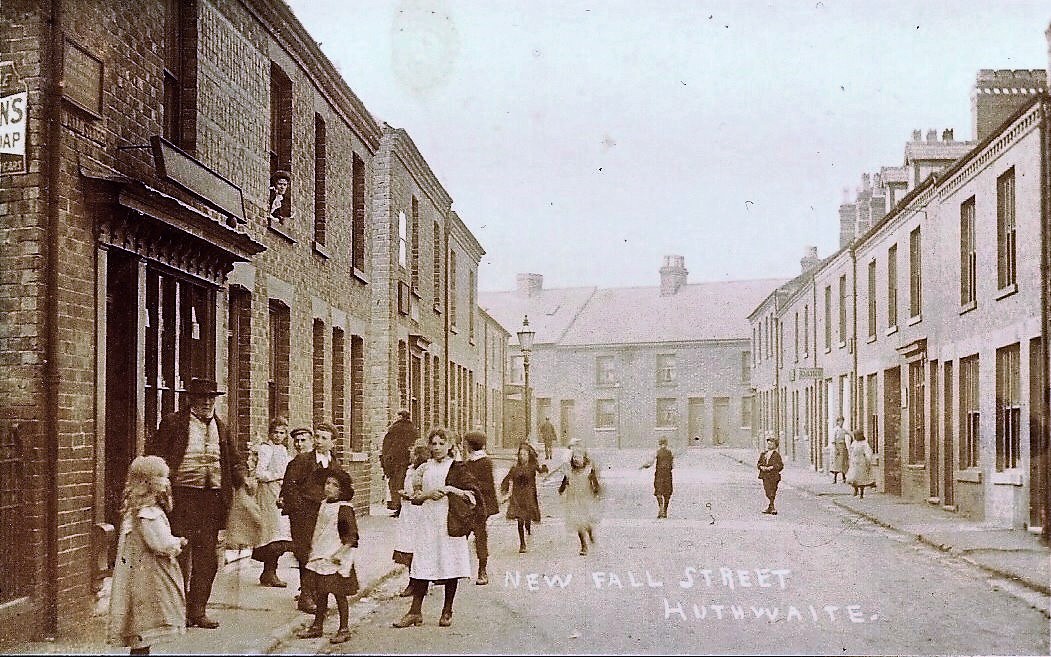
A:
[[517, 315, 535, 442]]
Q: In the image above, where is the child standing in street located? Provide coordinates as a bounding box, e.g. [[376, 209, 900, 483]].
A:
[[846, 431, 877, 499], [392, 443, 430, 597], [559, 446, 601, 555], [108, 455, 187, 656], [463, 431, 499, 585], [501, 443, 547, 553], [644, 438, 674, 518], [295, 471, 358, 644]]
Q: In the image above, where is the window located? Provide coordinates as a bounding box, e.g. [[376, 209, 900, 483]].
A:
[[757, 324, 763, 361], [268, 300, 290, 422], [351, 153, 366, 271], [803, 305, 809, 353], [312, 319, 325, 424], [595, 399, 615, 428], [468, 269, 476, 340], [887, 244, 898, 328], [350, 335, 364, 450], [313, 114, 326, 246], [824, 285, 832, 350], [656, 398, 678, 428], [777, 322, 783, 367], [996, 344, 1021, 471], [740, 351, 750, 385], [449, 250, 458, 326], [431, 354, 441, 428], [432, 221, 442, 307], [269, 62, 292, 180], [509, 355, 524, 385], [656, 354, 677, 384], [909, 227, 922, 318], [411, 196, 420, 290], [752, 327, 757, 365], [908, 360, 925, 464], [960, 197, 976, 305], [866, 373, 878, 453], [794, 312, 799, 362], [332, 327, 344, 443], [163, 0, 184, 145], [398, 210, 408, 268], [742, 395, 753, 428], [997, 168, 1017, 290], [595, 355, 616, 385], [960, 355, 980, 469], [867, 260, 877, 338], [838, 275, 847, 342]]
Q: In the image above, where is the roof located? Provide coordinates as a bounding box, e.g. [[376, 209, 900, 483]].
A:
[[478, 286, 598, 346], [559, 279, 785, 346], [904, 141, 975, 162]]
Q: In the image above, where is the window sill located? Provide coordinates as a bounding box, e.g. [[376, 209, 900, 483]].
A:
[[885, 325, 898, 337], [594, 427, 616, 432], [837, 341, 847, 350], [956, 469, 982, 484], [433, 303, 442, 314], [268, 223, 296, 244], [905, 462, 926, 470], [450, 325, 459, 335], [411, 286, 422, 299], [655, 426, 678, 431], [990, 469, 1023, 486], [656, 381, 679, 388], [866, 334, 877, 344], [907, 314, 922, 327], [351, 267, 369, 285], [995, 283, 1018, 301], [312, 241, 330, 259], [959, 299, 977, 315]]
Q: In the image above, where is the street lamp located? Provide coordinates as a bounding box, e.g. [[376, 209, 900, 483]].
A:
[[517, 315, 535, 442]]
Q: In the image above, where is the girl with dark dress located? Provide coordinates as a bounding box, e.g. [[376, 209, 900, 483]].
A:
[[652, 438, 674, 518], [500, 443, 547, 553]]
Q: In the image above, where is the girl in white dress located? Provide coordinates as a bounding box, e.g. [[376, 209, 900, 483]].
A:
[[392, 443, 430, 597], [393, 428, 480, 629], [251, 417, 293, 587]]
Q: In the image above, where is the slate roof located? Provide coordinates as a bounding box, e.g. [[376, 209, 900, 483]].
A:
[[478, 286, 598, 346], [558, 278, 785, 346]]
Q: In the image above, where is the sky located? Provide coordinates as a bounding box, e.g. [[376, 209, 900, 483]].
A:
[[286, 0, 1050, 292]]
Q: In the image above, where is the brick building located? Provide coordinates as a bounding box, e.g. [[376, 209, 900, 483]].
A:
[[482, 258, 783, 449], [0, 0, 497, 642], [750, 54, 1051, 535]]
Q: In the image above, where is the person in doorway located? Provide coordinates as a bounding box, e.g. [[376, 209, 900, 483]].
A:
[[295, 471, 358, 644], [501, 443, 546, 553], [281, 422, 347, 615], [146, 377, 245, 630], [539, 417, 557, 460], [846, 431, 876, 499], [392, 428, 481, 629], [251, 417, 293, 588], [647, 438, 674, 518], [462, 431, 499, 585], [831, 416, 850, 484], [107, 455, 187, 655], [757, 436, 784, 515], [559, 445, 601, 556], [381, 409, 419, 518]]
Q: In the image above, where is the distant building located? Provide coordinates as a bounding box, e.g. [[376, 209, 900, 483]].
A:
[[481, 258, 784, 449]]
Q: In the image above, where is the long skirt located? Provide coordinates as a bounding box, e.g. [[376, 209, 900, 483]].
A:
[[831, 442, 849, 474], [408, 497, 470, 581]]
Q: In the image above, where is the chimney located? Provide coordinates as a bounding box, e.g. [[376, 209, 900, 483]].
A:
[[942, 128, 954, 142], [925, 129, 937, 142], [800, 246, 820, 273], [839, 195, 856, 248], [972, 68, 1047, 140], [659, 255, 688, 296], [516, 273, 543, 297], [911, 129, 922, 141], [861, 173, 871, 192]]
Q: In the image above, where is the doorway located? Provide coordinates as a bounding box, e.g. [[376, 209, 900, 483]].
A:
[[929, 360, 939, 499], [712, 398, 729, 446], [943, 361, 955, 508], [1030, 338, 1046, 529], [688, 397, 705, 446], [884, 366, 902, 496], [104, 251, 139, 540], [559, 400, 575, 446]]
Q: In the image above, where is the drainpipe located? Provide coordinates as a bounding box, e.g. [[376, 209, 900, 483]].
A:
[[1041, 96, 1051, 545], [42, 0, 63, 637]]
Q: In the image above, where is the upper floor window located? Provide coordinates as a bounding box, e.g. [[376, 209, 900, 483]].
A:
[[740, 351, 750, 385], [269, 62, 292, 179], [909, 227, 922, 319], [803, 305, 809, 353], [411, 196, 420, 290], [838, 274, 847, 342], [468, 269, 476, 340], [960, 197, 976, 306], [656, 354, 677, 385], [313, 114, 326, 246], [887, 244, 898, 328], [867, 260, 876, 338], [351, 153, 366, 271], [398, 210, 408, 268], [656, 398, 678, 428], [997, 168, 1017, 290], [432, 221, 442, 307], [793, 312, 799, 362], [824, 285, 832, 350], [596, 355, 616, 385], [509, 354, 524, 385], [449, 250, 458, 327]]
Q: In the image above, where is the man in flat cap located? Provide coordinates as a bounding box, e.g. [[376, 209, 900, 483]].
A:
[[146, 377, 245, 629]]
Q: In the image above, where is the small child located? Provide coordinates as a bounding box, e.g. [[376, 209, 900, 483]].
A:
[[108, 455, 188, 656], [559, 446, 601, 556], [296, 471, 358, 644], [501, 442, 547, 553], [392, 443, 431, 597]]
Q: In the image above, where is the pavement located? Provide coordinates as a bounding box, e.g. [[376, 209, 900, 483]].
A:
[[720, 448, 1050, 597], [9, 445, 1047, 654]]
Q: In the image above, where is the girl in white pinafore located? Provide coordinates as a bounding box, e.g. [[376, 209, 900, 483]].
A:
[[392, 443, 430, 597]]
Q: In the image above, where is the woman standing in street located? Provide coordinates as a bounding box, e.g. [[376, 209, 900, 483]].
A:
[[757, 436, 784, 515], [830, 417, 849, 484], [559, 445, 601, 556], [649, 438, 674, 519], [500, 443, 547, 554], [252, 417, 293, 587], [393, 428, 482, 629], [846, 431, 876, 499]]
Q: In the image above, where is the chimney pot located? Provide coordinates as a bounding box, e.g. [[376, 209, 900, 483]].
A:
[[926, 129, 937, 142], [659, 255, 688, 296], [911, 129, 922, 141], [516, 273, 544, 298], [800, 246, 820, 274], [942, 128, 954, 142]]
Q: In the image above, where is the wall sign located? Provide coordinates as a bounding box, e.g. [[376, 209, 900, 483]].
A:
[[0, 60, 28, 175], [62, 38, 103, 117]]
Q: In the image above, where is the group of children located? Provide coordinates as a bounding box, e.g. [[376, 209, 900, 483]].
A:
[[108, 454, 361, 653]]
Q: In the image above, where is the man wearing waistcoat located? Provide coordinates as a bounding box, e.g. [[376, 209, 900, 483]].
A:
[[146, 377, 245, 629]]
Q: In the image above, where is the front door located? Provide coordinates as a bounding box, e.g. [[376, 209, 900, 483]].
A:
[[929, 360, 940, 500], [712, 398, 729, 446], [559, 400, 575, 446], [884, 366, 902, 496], [688, 397, 705, 446], [943, 361, 955, 507], [104, 252, 139, 536], [1030, 338, 1046, 529]]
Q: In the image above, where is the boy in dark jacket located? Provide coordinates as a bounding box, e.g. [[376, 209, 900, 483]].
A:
[[462, 431, 499, 585]]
